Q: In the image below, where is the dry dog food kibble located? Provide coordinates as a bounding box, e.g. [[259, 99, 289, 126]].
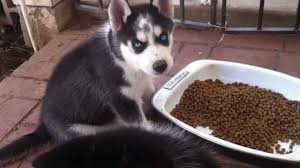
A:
[[171, 79, 300, 154]]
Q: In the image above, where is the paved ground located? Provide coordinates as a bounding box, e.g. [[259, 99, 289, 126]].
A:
[[0, 22, 300, 167]]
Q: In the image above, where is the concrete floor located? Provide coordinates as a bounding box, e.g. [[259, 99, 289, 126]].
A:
[[0, 11, 300, 168]]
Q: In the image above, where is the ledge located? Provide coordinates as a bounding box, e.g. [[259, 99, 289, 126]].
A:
[[12, 0, 63, 7]]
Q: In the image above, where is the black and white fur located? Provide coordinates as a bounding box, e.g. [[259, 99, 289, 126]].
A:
[[0, 0, 175, 166], [32, 124, 259, 168], [32, 124, 221, 168]]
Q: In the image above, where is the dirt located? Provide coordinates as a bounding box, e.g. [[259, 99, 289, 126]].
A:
[[0, 20, 33, 81]]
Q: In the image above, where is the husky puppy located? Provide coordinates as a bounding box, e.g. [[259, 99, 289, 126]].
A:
[[32, 125, 220, 168], [0, 0, 175, 166]]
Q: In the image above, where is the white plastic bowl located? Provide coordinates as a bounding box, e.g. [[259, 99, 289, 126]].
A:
[[152, 60, 300, 162]]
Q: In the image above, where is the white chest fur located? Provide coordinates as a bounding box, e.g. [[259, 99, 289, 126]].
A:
[[120, 63, 154, 103], [115, 60, 155, 120]]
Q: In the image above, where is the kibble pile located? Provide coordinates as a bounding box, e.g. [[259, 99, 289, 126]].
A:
[[171, 79, 300, 154]]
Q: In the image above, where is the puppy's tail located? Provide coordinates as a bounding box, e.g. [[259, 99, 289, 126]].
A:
[[0, 124, 51, 167]]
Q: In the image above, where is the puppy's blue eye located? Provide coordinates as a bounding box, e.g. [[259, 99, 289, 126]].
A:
[[134, 41, 142, 48], [160, 33, 168, 41], [132, 39, 146, 53], [156, 32, 169, 46]]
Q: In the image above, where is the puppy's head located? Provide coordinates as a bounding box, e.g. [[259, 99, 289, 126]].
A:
[[109, 0, 175, 76]]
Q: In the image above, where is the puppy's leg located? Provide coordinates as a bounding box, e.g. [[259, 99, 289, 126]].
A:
[[44, 120, 77, 143], [142, 82, 155, 102], [141, 82, 168, 122], [111, 89, 147, 124], [42, 116, 71, 143], [68, 121, 122, 136]]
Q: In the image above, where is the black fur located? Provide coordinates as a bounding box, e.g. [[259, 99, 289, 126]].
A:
[[32, 127, 220, 168], [0, 2, 174, 166], [0, 124, 50, 166]]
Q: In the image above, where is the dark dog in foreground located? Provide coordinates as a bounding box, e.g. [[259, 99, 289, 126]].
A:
[[32, 125, 259, 168], [32, 126, 220, 168]]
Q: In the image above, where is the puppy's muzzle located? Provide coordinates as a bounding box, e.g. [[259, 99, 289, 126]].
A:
[[153, 60, 167, 73]]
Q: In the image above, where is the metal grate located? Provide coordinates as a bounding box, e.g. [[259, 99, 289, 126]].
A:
[[178, 0, 300, 33], [75, 0, 300, 34], [224, 0, 300, 33]]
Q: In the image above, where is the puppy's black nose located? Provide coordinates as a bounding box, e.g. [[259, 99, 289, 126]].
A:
[[153, 60, 167, 73]]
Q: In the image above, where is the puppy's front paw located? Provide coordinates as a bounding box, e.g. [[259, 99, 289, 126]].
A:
[[143, 84, 155, 101]]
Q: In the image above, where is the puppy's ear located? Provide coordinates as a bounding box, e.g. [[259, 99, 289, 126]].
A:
[[152, 0, 174, 19], [108, 0, 132, 32]]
